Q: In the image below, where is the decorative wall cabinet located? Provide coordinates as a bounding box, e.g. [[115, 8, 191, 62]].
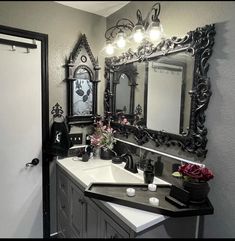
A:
[[66, 34, 100, 126]]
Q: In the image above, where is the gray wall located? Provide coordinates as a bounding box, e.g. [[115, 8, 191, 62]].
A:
[[107, 1, 235, 238], [0, 1, 106, 122]]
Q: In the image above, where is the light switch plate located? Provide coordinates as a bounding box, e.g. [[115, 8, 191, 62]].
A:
[[69, 133, 83, 145]]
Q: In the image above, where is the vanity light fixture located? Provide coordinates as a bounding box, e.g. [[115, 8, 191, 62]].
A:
[[103, 2, 164, 56], [105, 40, 115, 55], [116, 29, 127, 48]]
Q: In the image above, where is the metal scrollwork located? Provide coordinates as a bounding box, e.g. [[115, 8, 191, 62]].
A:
[[104, 24, 216, 158]]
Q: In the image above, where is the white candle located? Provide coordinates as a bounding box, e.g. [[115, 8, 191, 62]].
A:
[[148, 184, 157, 192], [149, 197, 159, 206], [126, 188, 135, 197]]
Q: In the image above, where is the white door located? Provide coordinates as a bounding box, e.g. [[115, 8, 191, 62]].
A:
[[0, 33, 43, 238]]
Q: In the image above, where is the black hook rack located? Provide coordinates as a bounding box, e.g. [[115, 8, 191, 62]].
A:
[[0, 38, 37, 49]]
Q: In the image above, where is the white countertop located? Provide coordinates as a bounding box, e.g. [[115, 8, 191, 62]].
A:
[[57, 156, 170, 233]]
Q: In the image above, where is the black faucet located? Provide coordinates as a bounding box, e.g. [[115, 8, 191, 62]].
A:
[[122, 153, 138, 174]]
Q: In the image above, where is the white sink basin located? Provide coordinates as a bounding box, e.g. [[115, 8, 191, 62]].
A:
[[83, 164, 144, 183]]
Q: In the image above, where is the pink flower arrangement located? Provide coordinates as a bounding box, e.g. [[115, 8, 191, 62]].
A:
[[90, 120, 116, 151], [178, 163, 214, 182]]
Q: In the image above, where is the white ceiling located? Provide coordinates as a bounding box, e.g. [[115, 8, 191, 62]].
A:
[[55, 1, 130, 17]]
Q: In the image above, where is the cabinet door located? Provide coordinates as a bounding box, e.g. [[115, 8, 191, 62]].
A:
[[57, 169, 69, 196], [83, 197, 101, 238], [57, 169, 70, 238], [57, 212, 71, 238], [57, 190, 69, 219], [100, 212, 129, 238], [70, 182, 84, 237]]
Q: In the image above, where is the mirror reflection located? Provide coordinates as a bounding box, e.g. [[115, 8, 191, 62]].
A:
[[73, 68, 93, 116], [116, 73, 131, 113], [112, 51, 194, 135], [147, 52, 194, 134], [134, 62, 146, 120]]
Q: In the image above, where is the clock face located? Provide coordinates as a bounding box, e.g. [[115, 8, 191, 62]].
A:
[[81, 55, 87, 63]]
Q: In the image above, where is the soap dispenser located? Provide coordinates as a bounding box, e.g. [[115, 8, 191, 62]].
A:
[[143, 159, 154, 184], [154, 156, 164, 177]]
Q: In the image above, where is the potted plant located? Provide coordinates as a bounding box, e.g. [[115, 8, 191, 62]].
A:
[[178, 163, 214, 204], [90, 118, 117, 160]]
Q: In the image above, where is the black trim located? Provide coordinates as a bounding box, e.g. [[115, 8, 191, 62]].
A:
[[0, 25, 50, 238]]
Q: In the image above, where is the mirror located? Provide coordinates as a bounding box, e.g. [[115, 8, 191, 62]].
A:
[[73, 68, 93, 116], [67, 34, 100, 125], [104, 24, 216, 157]]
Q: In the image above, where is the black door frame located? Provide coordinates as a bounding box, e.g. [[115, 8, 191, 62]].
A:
[[0, 25, 50, 238]]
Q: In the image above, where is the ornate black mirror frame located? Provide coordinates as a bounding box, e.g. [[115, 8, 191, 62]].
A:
[[66, 34, 100, 125], [104, 24, 216, 158]]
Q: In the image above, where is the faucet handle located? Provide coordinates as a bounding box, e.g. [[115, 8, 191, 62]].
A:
[[132, 163, 138, 174], [135, 160, 140, 169], [120, 153, 128, 162], [124, 154, 131, 169], [122, 153, 138, 174]]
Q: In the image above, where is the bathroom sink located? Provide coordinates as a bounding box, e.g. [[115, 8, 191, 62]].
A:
[[83, 164, 144, 183]]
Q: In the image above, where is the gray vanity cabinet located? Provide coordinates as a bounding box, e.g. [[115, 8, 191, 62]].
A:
[[57, 166, 127, 238], [57, 168, 101, 238], [56, 165, 198, 238]]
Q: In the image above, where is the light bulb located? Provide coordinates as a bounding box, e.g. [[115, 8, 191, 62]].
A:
[[133, 24, 145, 43], [147, 22, 163, 42], [105, 42, 114, 55], [116, 32, 126, 49], [133, 29, 144, 43]]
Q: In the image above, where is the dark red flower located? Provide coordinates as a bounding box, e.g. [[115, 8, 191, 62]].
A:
[[178, 163, 214, 182]]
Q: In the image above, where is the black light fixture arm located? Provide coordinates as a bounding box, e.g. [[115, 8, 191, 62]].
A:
[[142, 3, 161, 29], [136, 9, 144, 26], [105, 18, 135, 41], [104, 3, 161, 42]]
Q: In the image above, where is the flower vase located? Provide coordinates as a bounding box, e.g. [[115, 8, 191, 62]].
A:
[[100, 148, 113, 160], [183, 180, 210, 204], [93, 148, 101, 159]]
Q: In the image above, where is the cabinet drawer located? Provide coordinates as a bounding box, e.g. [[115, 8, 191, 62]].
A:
[[57, 170, 69, 195], [58, 190, 69, 218]]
